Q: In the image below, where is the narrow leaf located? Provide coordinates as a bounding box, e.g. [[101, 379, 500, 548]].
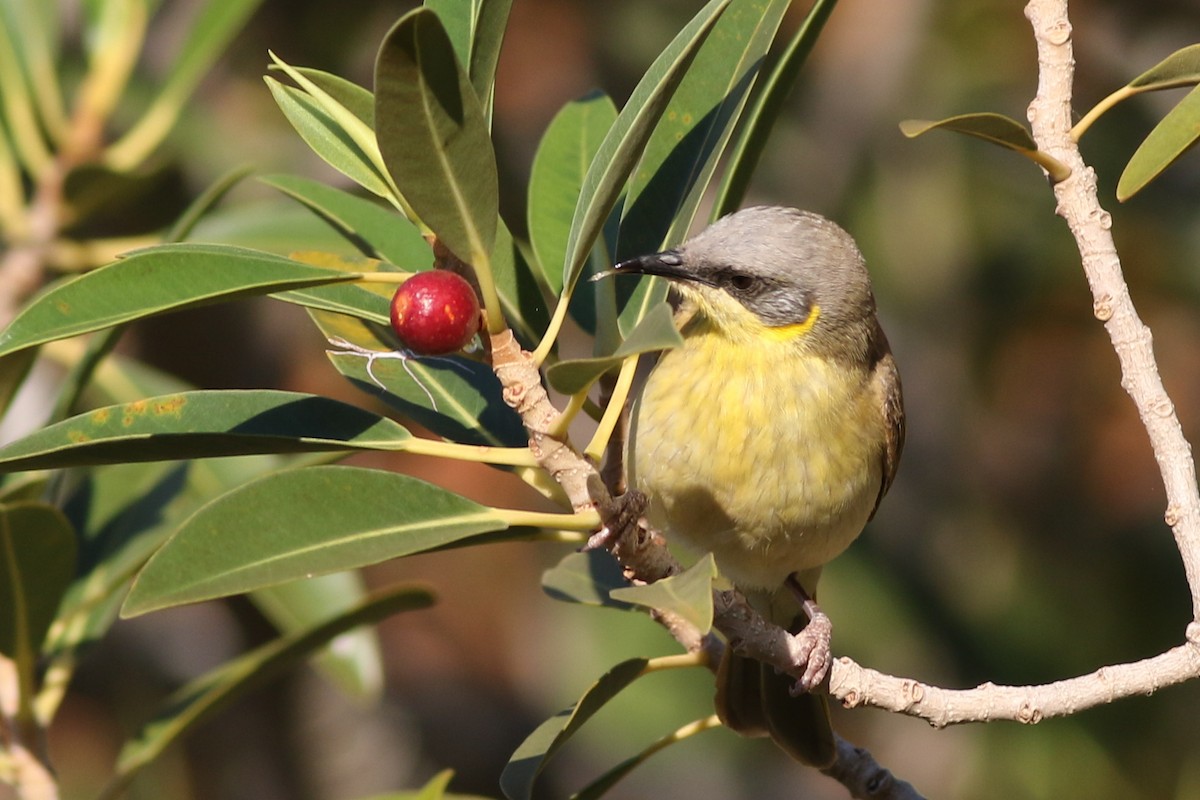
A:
[[107, 0, 265, 169], [123, 466, 508, 615], [541, 550, 632, 610], [1118, 83, 1200, 201], [560, 0, 731, 297], [250, 572, 384, 700], [314, 309, 526, 448], [375, 7, 499, 265], [167, 163, 256, 243], [424, 0, 475, 67], [266, 77, 392, 198], [617, 0, 793, 261], [0, 244, 355, 359], [104, 584, 435, 798], [900, 112, 1037, 150], [528, 93, 618, 296], [491, 217, 549, 348], [468, 0, 513, 118], [570, 716, 721, 800], [260, 174, 431, 268], [545, 301, 681, 395], [290, 66, 375, 126], [1128, 43, 1200, 91], [0, 502, 76, 662], [609, 554, 716, 633], [714, 0, 837, 216], [276, 251, 396, 325], [900, 113, 1071, 181], [360, 768, 495, 800], [0, 390, 413, 473], [500, 658, 650, 800]]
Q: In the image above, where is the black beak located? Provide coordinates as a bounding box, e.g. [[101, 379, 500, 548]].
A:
[[591, 249, 690, 282]]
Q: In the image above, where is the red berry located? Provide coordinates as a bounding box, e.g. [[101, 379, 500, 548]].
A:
[[389, 270, 482, 355]]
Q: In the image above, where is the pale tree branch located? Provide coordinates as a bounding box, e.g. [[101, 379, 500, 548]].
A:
[[831, 0, 1200, 728]]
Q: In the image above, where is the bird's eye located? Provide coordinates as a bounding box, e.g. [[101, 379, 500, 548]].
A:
[[724, 272, 756, 292]]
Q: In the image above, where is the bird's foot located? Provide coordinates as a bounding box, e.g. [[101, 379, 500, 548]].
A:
[[784, 574, 833, 692], [584, 486, 648, 552]]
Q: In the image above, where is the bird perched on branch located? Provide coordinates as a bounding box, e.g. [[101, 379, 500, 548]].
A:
[[613, 206, 904, 767]]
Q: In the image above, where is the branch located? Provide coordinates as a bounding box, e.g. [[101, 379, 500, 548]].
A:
[[1024, 0, 1200, 617]]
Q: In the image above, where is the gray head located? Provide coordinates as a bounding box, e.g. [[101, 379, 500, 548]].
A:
[[615, 206, 879, 360]]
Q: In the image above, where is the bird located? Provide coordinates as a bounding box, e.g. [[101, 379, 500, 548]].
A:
[[613, 205, 904, 767]]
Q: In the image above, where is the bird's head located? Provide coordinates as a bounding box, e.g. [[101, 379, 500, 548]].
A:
[[612, 206, 879, 363]]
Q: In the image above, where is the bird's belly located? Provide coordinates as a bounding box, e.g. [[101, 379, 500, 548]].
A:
[[630, 339, 883, 591]]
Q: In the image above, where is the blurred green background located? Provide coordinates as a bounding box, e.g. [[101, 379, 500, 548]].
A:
[[23, 0, 1200, 798]]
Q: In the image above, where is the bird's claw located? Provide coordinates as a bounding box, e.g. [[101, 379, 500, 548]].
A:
[[787, 610, 833, 694], [584, 488, 648, 553]]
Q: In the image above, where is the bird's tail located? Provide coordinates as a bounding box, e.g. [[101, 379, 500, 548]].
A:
[[714, 587, 836, 767]]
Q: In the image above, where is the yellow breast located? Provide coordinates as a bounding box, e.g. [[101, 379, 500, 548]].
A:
[[629, 323, 884, 591]]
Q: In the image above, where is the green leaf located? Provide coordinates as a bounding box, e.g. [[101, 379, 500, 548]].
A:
[[260, 174, 431, 268], [375, 7, 499, 265], [315, 310, 526, 448], [37, 356, 282, 680], [0, 0, 67, 141], [47, 457, 283, 672], [713, 0, 837, 217], [899, 112, 1037, 150], [122, 466, 509, 615], [467, 0, 513, 119], [275, 250, 396, 325], [0, 390, 415, 473], [167, 163, 256, 243], [560, 0, 731, 298], [424, 0, 513, 119], [103, 584, 435, 799], [425, 0, 474, 66], [290, 66, 375, 126], [250, 571, 384, 701], [617, 0, 793, 261], [615, 272, 670, 338], [500, 658, 650, 800], [358, 769, 495, 800], [1118, 83, 1200, 201], [0, 244, 355, 360], [1128, 43, 1200, 90], [266, 77, 392, 198], [900, 112, 1071, 182], [609, 553, 716, 633], [569, 717, 720, 800], [0, 502, 77, 663], [545, 301, 682, 395], [491, 217, 549, 348], [528, 93, 619, 296], [107, 0, 265, 170], [0, 347, 36, 423], [541, 550, 632, 610]]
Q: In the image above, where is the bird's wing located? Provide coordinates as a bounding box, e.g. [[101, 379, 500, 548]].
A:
[[869, 321, 905, 517]]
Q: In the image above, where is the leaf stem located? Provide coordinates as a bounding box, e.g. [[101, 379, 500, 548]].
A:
[[642, 652, 708, 673], [584, 355, 638, 462], [491, 507, 600, 532], [402, 437, 539, 466], [474, 251, 507, 335], [1070, 85, 1135, 141], [353, 270, 416, 284], [532, 294, 571, 366], [548, 387, 591, 440]]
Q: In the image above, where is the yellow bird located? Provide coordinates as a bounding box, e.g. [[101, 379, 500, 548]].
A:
[[614, 206, 904, 767]]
